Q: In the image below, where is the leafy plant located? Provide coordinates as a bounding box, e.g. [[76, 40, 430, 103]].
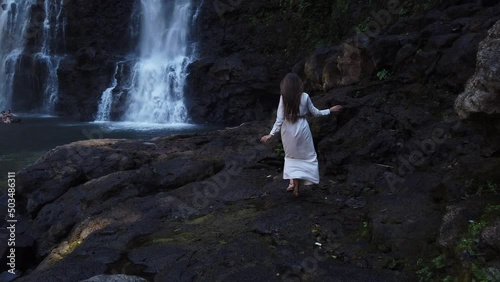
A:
[[442, 275, 454, 282], [275, 143, 285, 158], [464, 179, 498, 197], [432, 255, 445, 269], [416, 256, 453, 282], [472, 263, 489, 282], [457, 220, 487, 254], [487, 181, 498, 194], [355, 17, 371, 34], [377, 69, 390, 81], [485, 204, 500, 214], [416, 265, 433, 282]]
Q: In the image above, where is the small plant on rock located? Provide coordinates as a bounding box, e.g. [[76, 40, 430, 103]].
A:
[[275, 143, 285, 158], [377, 69, 390, 81]]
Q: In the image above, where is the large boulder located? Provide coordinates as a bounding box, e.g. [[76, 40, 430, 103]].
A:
[[305, 42, 376, 92], [455, 20, 500, 118], [336, 42, 376, 86], [304, 47, 339, 91]]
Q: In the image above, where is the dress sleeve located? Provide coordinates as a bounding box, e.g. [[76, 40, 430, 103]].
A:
[[270, 96, 285, 135], [306, 93, 330, 117]]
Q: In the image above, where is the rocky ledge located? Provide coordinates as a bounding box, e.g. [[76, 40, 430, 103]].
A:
[[3, 71, 500, 281]]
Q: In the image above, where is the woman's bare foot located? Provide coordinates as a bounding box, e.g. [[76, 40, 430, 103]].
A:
[[293, 179, 300, 198], [287, 182, 294, 192]]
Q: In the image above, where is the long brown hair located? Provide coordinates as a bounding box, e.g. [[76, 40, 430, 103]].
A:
[[280, 73, 303, 123]]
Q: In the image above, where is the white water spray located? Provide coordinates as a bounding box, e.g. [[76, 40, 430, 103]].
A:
[[0, 0, 31, 110], [38, 0, 66, 113], [95, 64, 122, 121], [122, 0, 193, 123]]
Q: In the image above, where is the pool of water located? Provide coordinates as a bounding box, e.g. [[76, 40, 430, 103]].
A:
[[0, 115, 221, 187]]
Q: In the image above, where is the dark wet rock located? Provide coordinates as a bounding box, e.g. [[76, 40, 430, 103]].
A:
[[10, 0, 137, 120], [80, 275, 148, 282], [482, 220, 500, 251], [455, 20, 500, 118], [436, 32, 486, 88], [336, 42, 376, 86], [322, 55, 341, 92], [304, 47, 339, 91], [423, 33, 461, 51], [443, 3, 482, 20], [345, 197, 367, 209], [369, 34, 418, 67], [395, 43, 417, 65], [128, 245, 187, 274], [384, 14, 441, 36], [439, 202, 483, 249], [15, 259, 107, 282]]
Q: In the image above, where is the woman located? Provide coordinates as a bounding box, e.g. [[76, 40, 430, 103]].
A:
[[261, 73, 343, 197]]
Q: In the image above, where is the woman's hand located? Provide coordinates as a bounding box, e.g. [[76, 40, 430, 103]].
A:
[[260, 134, 273, 143], [329, 105, 343, 113]]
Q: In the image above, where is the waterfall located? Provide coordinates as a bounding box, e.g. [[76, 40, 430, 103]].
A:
[[95, 64, 122, 122], [0, 0, 65, 113], [122, 0, 194, 124], [38, 0, 66, 113], [0, 0, 31, 110]]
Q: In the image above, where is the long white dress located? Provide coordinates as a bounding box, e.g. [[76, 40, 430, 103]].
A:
[[269, 93, 330, 185]]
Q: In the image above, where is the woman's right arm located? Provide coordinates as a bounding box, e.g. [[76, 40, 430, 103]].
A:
[[270, 96, 285, 135], [261, 96, 284, 143]]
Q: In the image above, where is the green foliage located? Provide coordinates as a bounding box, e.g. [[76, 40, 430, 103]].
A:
[[273, 0, 378, 55], [377, 69, 390, 81], [417, 255, 453, 282], [457, 220, 487, 254], [416, 265, 433, 282], [487, 181, 498, 194], [275, 143, 285, 158], [432, 255, 445, 269], [442, 275, 454, 282], [453, 205, 500, 281], [267, 0, 438, 57], [485, 204, 500, 214], [471, 263, 489, 282], [463, 179, 498, 198], [355, 17, 371, 34], [469, 220, 487, 238]]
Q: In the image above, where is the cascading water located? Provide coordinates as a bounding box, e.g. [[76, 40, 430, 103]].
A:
[[95, 63, 123, 122], [0, 0, 31, 110], [37, 0, 66, 113], [0, 0, 65, 113], [122, 0, 194, 124]]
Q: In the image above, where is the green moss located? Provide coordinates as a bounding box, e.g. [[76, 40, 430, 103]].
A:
[[187, 214, 214, 225], [149, 238, 175, 244]]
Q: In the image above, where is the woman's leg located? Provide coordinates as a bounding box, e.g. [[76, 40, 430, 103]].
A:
[[287, 179, 294, 191], [293, 179, 300, 198]]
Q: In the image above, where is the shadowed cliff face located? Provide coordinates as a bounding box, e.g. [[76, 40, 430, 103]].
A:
[[55, 0, 138, 120], [185, 0, 500, 126], [9, 0, 497, 123], [7, 0, 137, 119]]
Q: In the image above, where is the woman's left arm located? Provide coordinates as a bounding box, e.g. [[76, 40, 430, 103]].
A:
[[306, 94, 331, 117]]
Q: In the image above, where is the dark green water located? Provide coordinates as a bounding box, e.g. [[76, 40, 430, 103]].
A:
[[0, 115, 220, 189]]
